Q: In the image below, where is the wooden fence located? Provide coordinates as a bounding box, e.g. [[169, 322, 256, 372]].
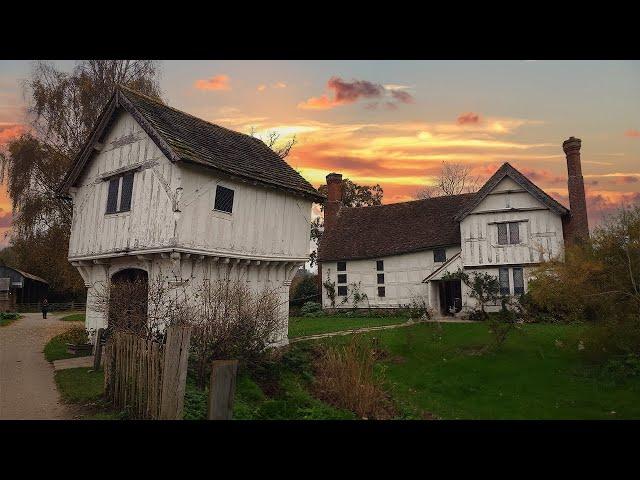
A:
[[15, 301, 86, 313], [103, 325, 191, 420]]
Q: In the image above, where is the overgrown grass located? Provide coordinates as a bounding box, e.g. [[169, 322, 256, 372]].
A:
[[288, 315, 407, 338], [59, 312, 85, 322], [44, 326, 91, 362], [318, 322, 640, 419], [183, 345, 355, 420]]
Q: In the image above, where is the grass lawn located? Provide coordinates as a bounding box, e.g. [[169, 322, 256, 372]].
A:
[[59, 312, 85, 322], [44, 328, 92, 362], [317, 322, 640, 419], [288, 315, 407, 338], [54, 367, 124, 419]]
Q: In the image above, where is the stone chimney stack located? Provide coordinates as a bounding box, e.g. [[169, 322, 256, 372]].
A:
[[324, 173, 343, 232], [562, 136, 589, 243]]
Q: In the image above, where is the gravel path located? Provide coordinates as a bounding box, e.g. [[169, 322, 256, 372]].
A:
[[0, 313, 79, 419]]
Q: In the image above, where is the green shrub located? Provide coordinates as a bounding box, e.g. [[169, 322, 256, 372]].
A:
[[0, 312, 19, 320], [300, 301, 322, 316]]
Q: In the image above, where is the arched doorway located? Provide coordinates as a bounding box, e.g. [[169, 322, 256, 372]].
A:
[[109, 268, 149, 334]]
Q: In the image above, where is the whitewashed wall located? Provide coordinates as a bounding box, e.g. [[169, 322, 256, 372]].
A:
[[69, 111, 180, 259], [177, 164, 312, 261], [460, 177, 565, 267], [320, 246, 460, 309]]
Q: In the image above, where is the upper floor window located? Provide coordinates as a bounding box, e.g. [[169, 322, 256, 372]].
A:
[[337, 274, 347, 284], [214, 185, 234, 214], [337, 261, 347, 271], [105, 171, 134, 214], [434, 247, 446, 263], [376, 260, 384, 271], [497, 222, 520, 245]]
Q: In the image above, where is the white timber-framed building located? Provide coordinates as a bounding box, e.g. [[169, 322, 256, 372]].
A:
[[58, 86, 323, 346], [317, 137, 590, 316]]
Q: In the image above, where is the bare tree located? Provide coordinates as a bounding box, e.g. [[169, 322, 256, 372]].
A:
[[249, 127, 297, 159], [416, 162, 480, 199]]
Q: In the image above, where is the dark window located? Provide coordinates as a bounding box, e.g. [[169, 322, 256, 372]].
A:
[[337, 261, 346, 271], [337, 285, 348, 296], [214, 185, 234, 213], [378, 286, 386, 297], [509, 222, 520, 244], [497, 223, 508, 245], [434, 248, 446, 263], [376, 260, 384, 271], [513, 267, 524, 295], [337, 274, 347, 284], [499, 267, 510, 295], [119, 172, 135, 212], [377, 273, 385, 284], [106, 178, 119, 214]]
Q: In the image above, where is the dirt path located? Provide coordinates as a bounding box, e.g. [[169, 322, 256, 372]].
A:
[[0, 312, 79, 419], [289, 317, 473, 343]]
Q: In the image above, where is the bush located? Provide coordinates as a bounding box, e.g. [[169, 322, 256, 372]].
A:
[[300, 301, 322, 316], [290, 274, 319, 307], [0, 312, 19, 320]]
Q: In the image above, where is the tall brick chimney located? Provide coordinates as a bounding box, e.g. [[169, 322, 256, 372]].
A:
[[562, 136, 589, 244], [324, 173, 343, 232]]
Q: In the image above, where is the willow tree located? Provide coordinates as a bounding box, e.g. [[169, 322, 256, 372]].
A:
[[0, 60, 162, 298]]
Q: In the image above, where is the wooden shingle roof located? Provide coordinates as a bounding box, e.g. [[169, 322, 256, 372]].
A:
[[58, 86, 323, 202], [317, 193, 475, 262]]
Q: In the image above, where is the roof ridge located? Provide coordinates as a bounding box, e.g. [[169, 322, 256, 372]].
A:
[[339, 192, 476, 211]]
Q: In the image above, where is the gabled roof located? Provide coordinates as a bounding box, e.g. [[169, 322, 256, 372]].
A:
[[0, 266, 49, 284], [317, 193, 475, 262], [454, 162, 569, 221], [58, 86, 323, 203]]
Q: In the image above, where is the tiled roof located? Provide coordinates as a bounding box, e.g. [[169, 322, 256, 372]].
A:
[[59, 86, 323, 202], [317, 193, 476, 262]]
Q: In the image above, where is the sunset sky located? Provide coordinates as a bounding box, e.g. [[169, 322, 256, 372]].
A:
[[1, 60, 639, 247]]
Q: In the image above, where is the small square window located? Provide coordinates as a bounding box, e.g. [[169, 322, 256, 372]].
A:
[[337, 285, 348, 296], [378, 287, 386, 297], [214, 185, 234, 213], [377, 273, 385, 284], [337, 261, 346, 271], [337, 274, 347, 284], [434, 248, 446, 263], [376, 260, 384, 271]]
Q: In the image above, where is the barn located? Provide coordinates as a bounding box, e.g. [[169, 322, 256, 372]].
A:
[[0, 266, 49, 312]]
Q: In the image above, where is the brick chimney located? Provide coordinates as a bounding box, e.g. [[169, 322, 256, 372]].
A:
[[562, 136, 589, 244], [324, 173, 343, 232]]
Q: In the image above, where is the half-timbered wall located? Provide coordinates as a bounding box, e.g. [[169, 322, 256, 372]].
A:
[[459, 177, 565, 268], [320, 245, 460, 309], [68, 111, 180, 259]]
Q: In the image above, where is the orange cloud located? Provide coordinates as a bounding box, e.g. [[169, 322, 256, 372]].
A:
[[194, 75, 231, 91], [457, 112, 481, 125], [0, 123, 25, 145], [257, 84, 267, 92], [624, 129, 640, 138]]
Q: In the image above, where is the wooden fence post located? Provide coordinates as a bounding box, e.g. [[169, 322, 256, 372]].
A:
[[93, 328, 105, 371], [159, 326, 192, 420], [207, 360, 239, 420]]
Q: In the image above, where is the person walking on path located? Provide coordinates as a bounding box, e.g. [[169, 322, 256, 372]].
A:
[[41, 298, 49, 319]]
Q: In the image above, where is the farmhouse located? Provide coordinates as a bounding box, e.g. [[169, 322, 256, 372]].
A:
[[58, 86, 322, 345], [0, 266, 49, 311], [318, 137, 589, 315]]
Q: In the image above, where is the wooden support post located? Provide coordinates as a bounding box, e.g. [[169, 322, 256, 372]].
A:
[[93, 328, 105, 371], [207, 360, 239, 420], [159, 326, 192, 420]]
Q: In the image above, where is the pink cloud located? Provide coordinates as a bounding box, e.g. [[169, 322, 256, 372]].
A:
[[194, 75, 231, 91], [0, 209, 12, 228], [0, 124, 25, 145], [457, 112, 481, 125], [624, 129, 640, 138], [298, 77, 413, 110]]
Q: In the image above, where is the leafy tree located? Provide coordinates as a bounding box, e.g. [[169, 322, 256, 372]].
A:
[[290, 273, 319, 306], [0, 60, 162, 298], [443, 268, 501, 321], [528, 204, 640, 364], [310, 179, 383, 266]]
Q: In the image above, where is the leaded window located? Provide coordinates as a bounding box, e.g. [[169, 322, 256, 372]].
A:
[[214, 185, 234, 213], [499, 267, 510, 295], [513, 267, 524, 295], [434, 248, 446, 263]]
